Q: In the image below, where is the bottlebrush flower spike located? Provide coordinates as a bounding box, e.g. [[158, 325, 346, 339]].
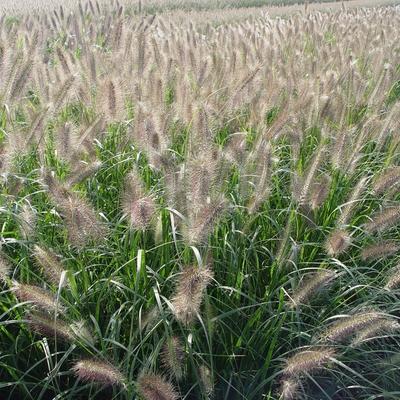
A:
[[282, 347, 335, 377], [18, 203, 37, 241], [66, 160, 102, 187], [325, 229, 351, 256], [73, 358, 126, 387], [122, 169, 156, 230], [364, 206, 400, 234], [338, 176, 368, 226], [352, 318, 400, 346], [279, 378, 302, 400], [27, 312, 75, 342], [183, 196, 227, 245], [42, 170, 108, 248], [373, 167, 400, 195], [13, 283, 64, 313], [137, 373, 179, 400], [0, 253, 11, 282], [322, 311, 385, 342], [361, 241, 400, 261], [33, 245, 67, 287], [170, 265, 213, 324], [290, 269, 337, 308], [385, 264, 400, 290], [292, 145, 326, 206], [161, 336, 185, 380], [199, 365, 213, 397], [309, 174, 331, 210]]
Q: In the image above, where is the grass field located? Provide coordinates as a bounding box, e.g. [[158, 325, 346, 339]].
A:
[[1, 0, 399, 14], [1, 0, 400, 399]]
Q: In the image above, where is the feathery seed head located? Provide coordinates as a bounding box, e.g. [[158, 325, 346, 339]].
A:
[[65, 197, 108, 247], [364, 206, 400, 234], [73, 358, 125, 387], [171, 265, 213, 324], [283, 347, 335, 377], [199, 365, 213, 396], [137, 373, 179, 400], [27, 312, 74, 342], [373, 167, 400, 195], [361, 241, 400, 261], [322, 311, 385, 342], [290, 269, 337, 308], [64, 197, 108, 248], [124, 196, 156, 231], [325, 229, 351, 256], [140, 306, 160, 333], [385, 264, 400, 291], [33, 245, 67, 287], [67, 160, 102, 187], [224, 132, 247, 166], [292, 145, 326, 206], [122, 168, 157, 230], [338, 176, 368, 226], [42, 171, 108, 248], [183, 196, 227, 245], [18, 203, 37, 241], [0, 254, 11, 282], [161, 336, 185, 380], [13, 283, 63, 313], [280, 378, 302, 400], [351, 318, 400, 346], [309, 174, 331, 210], [70, 320, 96, 345]]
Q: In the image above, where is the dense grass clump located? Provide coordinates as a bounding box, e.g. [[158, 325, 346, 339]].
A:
[[1, 1, 400, 399]]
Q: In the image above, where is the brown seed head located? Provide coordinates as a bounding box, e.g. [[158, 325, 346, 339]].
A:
[[322, 311, 385, 342], [73, 358, 125, 387], [325, 229, 351, 256], [137, 373, 179, 400], [361, 241, 400, 261], [161, 336, 185, 380], [283, 347, 335, 377], [33, 245, 67, 287], [290, 269, 337, 308], [13, 283, 63, 313], [171, 265, 213, 324]]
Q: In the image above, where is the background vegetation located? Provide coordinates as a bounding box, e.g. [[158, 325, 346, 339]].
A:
[[1, 1, 400, 399]]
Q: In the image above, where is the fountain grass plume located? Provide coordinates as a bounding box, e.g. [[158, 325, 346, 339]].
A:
[[171, 265, 213, 324], [73, 358, 126, 387]]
